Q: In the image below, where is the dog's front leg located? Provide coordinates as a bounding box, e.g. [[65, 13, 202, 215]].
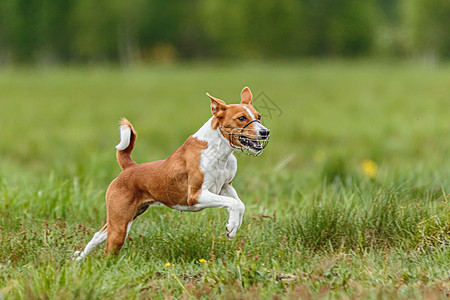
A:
[[196, 189, 245, 239], [219, 184, 245, 233]]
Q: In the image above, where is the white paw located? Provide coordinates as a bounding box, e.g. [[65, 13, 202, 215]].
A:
[[226, 203, 245, 240], [226, 220, 240, 239], [72, 250, 84, 261]]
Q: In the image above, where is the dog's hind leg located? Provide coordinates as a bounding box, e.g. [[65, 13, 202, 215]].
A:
[[105, 218, 133, 255], [104, 203, 150, 255], [72, 224, 108, 261], [104, 189, 142, 255]]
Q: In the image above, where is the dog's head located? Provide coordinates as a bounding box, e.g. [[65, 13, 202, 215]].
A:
[[207, 87, 270, 156]]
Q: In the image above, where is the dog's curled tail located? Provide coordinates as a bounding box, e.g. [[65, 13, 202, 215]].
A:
[[115, 118, 137, 170]]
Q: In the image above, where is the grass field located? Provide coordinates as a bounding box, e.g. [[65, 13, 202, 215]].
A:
[[1, 61, 450, 299]]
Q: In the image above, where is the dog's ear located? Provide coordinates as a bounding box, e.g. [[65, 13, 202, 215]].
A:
[[240, 87, 253, 105], [207, 93, 227, 117]]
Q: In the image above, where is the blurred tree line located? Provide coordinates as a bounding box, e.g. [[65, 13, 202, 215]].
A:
[[0, 0, 449, 65]]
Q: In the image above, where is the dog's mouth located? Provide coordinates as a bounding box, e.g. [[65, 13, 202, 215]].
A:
[[219, 120, 270, 157], [233, 132, 270, 156], [238, 136, 265, 152]]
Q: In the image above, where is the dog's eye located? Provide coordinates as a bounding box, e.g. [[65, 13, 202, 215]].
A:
[[258, 115, 262, 121], [238, 116, 247, 121]]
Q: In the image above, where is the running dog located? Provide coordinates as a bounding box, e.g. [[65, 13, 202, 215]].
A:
[[73, 87, 270, 259]]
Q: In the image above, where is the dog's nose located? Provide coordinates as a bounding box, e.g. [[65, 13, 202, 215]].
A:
[[259, 129, 270, 139]]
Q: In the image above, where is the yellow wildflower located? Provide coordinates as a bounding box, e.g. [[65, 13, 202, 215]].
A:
[[199, 259, 206, 263], [361, 159, 377, 178], [165, 263, 171, 267]]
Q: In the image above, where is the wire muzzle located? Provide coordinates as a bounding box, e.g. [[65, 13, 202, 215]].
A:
[[219, 120, 270, 157]]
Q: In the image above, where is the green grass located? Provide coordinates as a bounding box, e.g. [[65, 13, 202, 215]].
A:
[[1, 61, 450, 299]]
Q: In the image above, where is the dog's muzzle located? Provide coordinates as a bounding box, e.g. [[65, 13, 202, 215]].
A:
[[220, 120, 270, 157]]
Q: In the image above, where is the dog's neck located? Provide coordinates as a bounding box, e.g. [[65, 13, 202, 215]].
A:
[[193, 117, 235, 164]]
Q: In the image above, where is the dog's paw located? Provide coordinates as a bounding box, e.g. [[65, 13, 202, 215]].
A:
[[226, 206, 244, 240], [72, 250, 84, 261], [226, 221, 239, 240]]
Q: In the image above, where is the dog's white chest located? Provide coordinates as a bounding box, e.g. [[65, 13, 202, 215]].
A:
[[193, 118, 238, 194], [201, 153, 237, 194]]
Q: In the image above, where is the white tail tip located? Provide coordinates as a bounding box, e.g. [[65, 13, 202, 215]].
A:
[[115, 125, 131, 150]]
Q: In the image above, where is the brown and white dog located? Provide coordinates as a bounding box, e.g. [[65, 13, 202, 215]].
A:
[[73, 87, 270, 260]]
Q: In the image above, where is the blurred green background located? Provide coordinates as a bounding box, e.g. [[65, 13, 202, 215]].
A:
[[1, 0, 450, 65]]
